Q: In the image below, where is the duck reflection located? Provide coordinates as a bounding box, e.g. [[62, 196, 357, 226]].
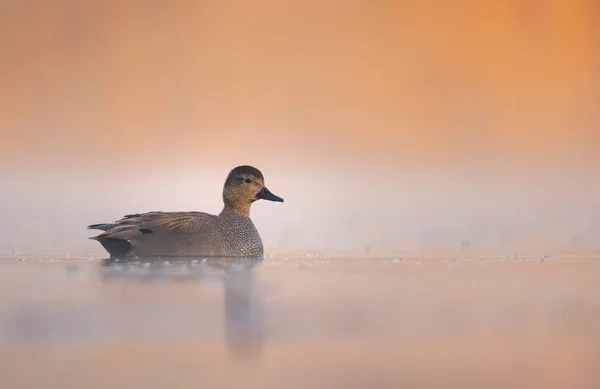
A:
[[100, 257, 264, 358]]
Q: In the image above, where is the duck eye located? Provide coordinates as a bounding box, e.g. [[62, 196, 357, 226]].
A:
[[244, 178, 252, 183]]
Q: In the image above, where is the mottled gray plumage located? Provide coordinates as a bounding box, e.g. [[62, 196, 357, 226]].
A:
[[88, 166, 284, 258]]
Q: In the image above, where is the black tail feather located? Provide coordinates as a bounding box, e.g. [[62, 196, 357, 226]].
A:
[[95, 237, 132, 258], [88, 223, 114, 231]]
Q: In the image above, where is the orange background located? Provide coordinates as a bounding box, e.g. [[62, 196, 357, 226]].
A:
[[1, 1, 599, 254]]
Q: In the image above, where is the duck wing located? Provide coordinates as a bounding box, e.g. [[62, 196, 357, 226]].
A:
[[88, 211, 217, 257], [90, 211, 213, 236]]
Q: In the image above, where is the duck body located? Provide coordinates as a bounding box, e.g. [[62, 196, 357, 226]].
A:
[[88, 166, 283, 259]]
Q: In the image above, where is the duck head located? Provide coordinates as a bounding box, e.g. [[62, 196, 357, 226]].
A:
[[222, 165, 284, 214]]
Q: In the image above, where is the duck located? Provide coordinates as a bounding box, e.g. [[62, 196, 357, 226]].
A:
[[88, 165, 284, 258]]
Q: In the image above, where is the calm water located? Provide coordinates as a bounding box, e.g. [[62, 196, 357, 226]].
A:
[[1, 254, 599, 389]]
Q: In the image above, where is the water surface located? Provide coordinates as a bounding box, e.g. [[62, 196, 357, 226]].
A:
[[1, 254, 599, 389]]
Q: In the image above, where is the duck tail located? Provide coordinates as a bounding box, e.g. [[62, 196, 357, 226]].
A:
[[87, 223, 114, 231], [90, 235, 132, 258]]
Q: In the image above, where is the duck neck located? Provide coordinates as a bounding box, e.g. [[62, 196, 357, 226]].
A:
[[221, 201, 252, 217]]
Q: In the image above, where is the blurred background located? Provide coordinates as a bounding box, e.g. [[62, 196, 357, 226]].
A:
[[1, 0, 599, 255], [2, 3, 600, 389]]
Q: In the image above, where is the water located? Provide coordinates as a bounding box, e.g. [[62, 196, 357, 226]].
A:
[[1, 254, 599, 389]]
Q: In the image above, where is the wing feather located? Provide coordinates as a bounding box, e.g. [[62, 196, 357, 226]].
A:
[[92, 211, 214, 240]]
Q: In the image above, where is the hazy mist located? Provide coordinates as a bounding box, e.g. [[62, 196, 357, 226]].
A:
[[1, 1, 599, 255]]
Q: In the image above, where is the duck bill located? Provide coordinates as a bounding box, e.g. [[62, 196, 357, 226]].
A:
[[256, 187, 284, 202]]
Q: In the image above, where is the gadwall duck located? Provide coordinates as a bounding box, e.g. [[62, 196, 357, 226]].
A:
[[88, 165, 283, 258]]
